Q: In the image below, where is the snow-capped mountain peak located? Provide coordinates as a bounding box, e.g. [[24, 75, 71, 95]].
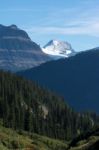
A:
[[42, 40, 75, 58]]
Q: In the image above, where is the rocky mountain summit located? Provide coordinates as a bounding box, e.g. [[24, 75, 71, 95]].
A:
[[0, 25, 51, 72]]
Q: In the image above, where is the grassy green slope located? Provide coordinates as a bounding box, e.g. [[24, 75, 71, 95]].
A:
[[1, 122, 99, 150], [0, 122, 68, 150]]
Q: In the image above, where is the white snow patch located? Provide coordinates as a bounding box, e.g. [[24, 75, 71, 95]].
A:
[[42, 40, 75, 58]]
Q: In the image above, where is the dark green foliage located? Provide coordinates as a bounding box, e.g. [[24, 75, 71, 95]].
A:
[[0, 70, 98, 140], [69, 128, 99, 148], [68, 127, 99, 150], [89, 140, 99, 150]]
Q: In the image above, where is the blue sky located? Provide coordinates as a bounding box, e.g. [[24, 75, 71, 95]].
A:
[[0, 0, 99, 51]]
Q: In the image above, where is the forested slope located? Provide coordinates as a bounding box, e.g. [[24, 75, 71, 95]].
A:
[[0, 70, 98, 141]]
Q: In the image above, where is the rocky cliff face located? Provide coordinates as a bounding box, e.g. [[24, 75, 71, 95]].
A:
[[0, 25, 51, 72]]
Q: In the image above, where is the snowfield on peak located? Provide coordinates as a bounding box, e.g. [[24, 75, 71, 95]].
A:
[[42, 40, 75, 58]]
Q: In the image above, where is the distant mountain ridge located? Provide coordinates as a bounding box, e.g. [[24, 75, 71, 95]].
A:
[[0, 24, 51, 72], [18, 48, 99, 113]]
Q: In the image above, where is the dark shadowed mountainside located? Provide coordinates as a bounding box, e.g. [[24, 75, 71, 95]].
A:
[[18, 48, 99, 113]]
